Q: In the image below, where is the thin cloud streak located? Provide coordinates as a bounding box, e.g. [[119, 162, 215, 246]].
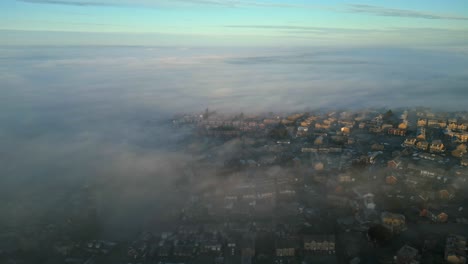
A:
[[225, 25, 468, 35], [16, 0, 312, 8], [347, 4, 468, 21], [225, 25, 384, 33], [225, 25, 325, 32], [17, 0, 117, 6], [17, 0, 468, 21]]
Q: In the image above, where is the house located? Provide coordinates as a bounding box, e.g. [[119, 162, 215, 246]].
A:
[[339, 119, 355, 127], [315, 123, 330, 129], [371, 143, 385, 151], [264, 119, 280, 126], [454, 132, 468, 142], [407, 162, 443, 179], [418, 153, 440, 161], [445, 234, 467, 264], [417, 118, 427, 127], [173, 243, 196, 257], [297, 126, 309, 137], [417, 127, 426, 140], [324, 117, 336, 124], [381, 212, 406, 234], [439, 189, 455, 200], [368, 151, 383, 164], [302, 147, 318, 153], [416, 141, 429, 151], [326, 194, 350, 208], [402, 147, 413, 156], [328, 147, 343, 153], [314, 162, 325, 171], [430, 140, 445, 153], [382, 123, 393, 130], [362, 193, 376, 210], [404, 138, 417, 147], [452, 144, 467, 158], [286, 113, 304, 122], [449, 122, 458, 130], [399, 122, 408, 130], [396, 245, 420, 264], [420, 209, 449, 223], [428, 119, 439, 127], [369, 126, 383, 133], [388, 128, 407, 136], [303, 235, 336, 255], [460, 157, 468, 167], [275, 237, 299, 257], [281, 119, 294, 125], [417, 191, 435, 202], [458, 123, 468, 131], [200, 239, 222, 254], [225, 240, 238, 257], [388, 159, 403, 169], [386, 175, 398, 185], [338, 173, 353, 183], [314, 135, 325, 145], [438, 212, 449, 223], [400, 111, 409, 120], [452, 168, 468, 180], [452, 149, 465, 158], [224, 238, 240, 264]]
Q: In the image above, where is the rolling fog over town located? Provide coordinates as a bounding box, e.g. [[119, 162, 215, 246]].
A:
[[2, 45, 468, 264], [2, 0, 468, 263]]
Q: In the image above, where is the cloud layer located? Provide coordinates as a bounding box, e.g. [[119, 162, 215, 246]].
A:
[[1, 45, 468, 238]]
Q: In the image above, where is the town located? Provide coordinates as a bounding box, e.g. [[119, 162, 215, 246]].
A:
[[3, 107, 468, 264]]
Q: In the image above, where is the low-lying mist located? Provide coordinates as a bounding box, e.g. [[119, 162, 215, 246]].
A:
[[1, 45, 467, 241]]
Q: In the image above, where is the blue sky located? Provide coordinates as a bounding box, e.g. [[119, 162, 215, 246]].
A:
[[1, 0, 468, 46]]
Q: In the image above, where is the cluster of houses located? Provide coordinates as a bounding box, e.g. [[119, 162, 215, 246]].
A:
[[49, 239, 117, 264], [25, 108, 468, 264], [169, 109, 468, 263], [126, 223, 337, 264], [4, 108, 468, 264]]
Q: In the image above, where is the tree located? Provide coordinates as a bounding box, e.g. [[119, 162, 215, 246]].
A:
[[368, 224, 392, 245], [268, 124, 289, 140], [383, 109, 394, 121]]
